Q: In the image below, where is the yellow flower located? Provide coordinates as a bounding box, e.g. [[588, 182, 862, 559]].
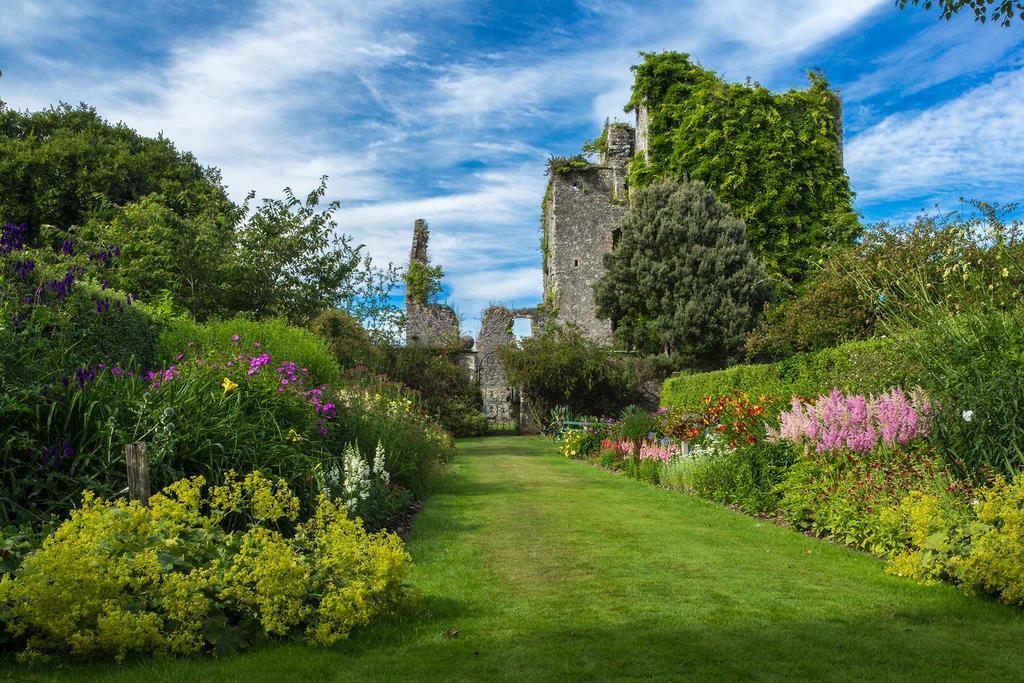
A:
[[287, 427, 303, 443], [1002, 267, 1010, 278], [222, 377, 239, 394]]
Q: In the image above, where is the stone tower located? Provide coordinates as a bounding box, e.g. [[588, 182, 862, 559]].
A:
[[541, 122, 635, 346], [405, 219, 460, 346]]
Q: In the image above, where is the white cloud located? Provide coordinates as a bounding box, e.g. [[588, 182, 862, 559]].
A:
[[842, 20, 1023, 102], [339, 165, 546, 268], [846, 68, 1024, 202], [0, 0, 94, 48]]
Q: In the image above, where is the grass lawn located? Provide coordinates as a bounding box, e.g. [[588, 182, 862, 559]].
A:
[[5, 435, 1024, 682]]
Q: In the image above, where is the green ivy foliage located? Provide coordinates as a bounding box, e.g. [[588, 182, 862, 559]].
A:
[[404, 260, 444, 306], [627, 52, 859, 287], [546, 155, 592, 175]]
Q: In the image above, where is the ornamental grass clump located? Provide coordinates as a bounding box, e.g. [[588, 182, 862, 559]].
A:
[[0, 472, 410, 661]]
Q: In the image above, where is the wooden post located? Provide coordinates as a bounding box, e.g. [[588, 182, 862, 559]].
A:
[[125, 442, 150, 506], [680, 440, 690, 459]]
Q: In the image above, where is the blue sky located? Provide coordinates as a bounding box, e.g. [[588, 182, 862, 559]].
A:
[[2, 1, 1023, 337]]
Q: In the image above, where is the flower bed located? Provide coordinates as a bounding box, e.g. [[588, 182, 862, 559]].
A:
[[0, 473, 409, 661]]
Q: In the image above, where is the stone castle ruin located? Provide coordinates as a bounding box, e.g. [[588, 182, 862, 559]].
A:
[[403, 220, 548, 429], [403, 119, 646, 431], [405, 74, 844, 432], [541, 121, 636, 345]]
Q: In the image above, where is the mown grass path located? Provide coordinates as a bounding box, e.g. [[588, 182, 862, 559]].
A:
[[16, 436, 1024, 682]]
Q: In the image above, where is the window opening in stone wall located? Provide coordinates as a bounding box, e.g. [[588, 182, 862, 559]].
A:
[[511, 318, 533, 343], [573, 259, 579, 267]]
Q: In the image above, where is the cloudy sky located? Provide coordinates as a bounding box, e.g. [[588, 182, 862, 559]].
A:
[[2, 1, 1023, 336]]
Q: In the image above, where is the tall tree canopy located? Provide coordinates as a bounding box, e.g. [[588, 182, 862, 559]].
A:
[[0, 101, 233, 236], [0, 101, 400, 328], [594, 179, 772, 368]]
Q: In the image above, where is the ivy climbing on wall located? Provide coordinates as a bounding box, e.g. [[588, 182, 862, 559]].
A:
[[405, 260, 444, 305], [627, 51, 859, 289]]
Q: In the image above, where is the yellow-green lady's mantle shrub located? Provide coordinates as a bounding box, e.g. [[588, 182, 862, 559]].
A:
[[0, 472, 409, 661], [885, 473, 1024, 606]]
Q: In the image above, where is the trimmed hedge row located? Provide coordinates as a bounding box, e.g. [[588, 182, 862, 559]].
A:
[[660, 337, 921, 408]]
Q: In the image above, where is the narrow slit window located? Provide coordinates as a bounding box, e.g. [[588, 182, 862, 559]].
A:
[[573, 259, 579, 267]]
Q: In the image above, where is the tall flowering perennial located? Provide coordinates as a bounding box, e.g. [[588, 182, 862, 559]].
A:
[[638, 440, 679, 464], [341, 443, 372, 511], [0, 223, 28, 254], [771, 387, 932, 454], [660, 393, 772, 447], [599, 437, 681, 463]]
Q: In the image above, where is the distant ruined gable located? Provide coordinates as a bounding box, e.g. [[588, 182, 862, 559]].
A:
[[405, 219, 460, 347]]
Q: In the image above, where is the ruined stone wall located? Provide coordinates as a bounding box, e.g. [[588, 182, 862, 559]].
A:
[[405, 218, 460, 346], [406, 303, 460, 346], [476, 306, 546, 427], [543, 171, 627, 345], [542, 124, 634, 347], [601, 122, 634, 199], [634, 105, 650, 161]]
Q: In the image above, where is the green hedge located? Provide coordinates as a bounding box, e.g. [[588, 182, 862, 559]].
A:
[[660, 337, 920, 408], [156, 316, 340, 385]]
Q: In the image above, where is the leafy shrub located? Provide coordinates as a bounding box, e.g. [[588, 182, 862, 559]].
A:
[[660, 435, 791, 515], [309, 308, 379, 371], [632, 458, 662, 485], [778, 444, 968, 555], [155, 316, 340, 385], [369, 344, 486, 438], [955, 474, 1024, 603], [0, 473, 409, 660], [885, 473, 1024, 606], [660, 336, 917, 411], [0, 225, 161, 383], [745, 259, 875, 361], [598, 447, 627, 471], [883, 491, 971, 585], [501, 325, 635, 421]]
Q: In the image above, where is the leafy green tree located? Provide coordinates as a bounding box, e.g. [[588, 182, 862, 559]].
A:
[[896, 0, 1024, 26], [594, 179, 772, 368], [80, 194, 241, 319], [499, 324, 636, 421], [404, 261, 444, 305], [231, 177, 400, 326], [369, 343, 487, 437], [744, 254, 877, 362], [0, 101, 233, 239]]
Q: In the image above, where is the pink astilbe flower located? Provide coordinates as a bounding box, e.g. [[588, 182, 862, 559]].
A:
[[638, 441, 678, 463], [771, 387, 931, 455]]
